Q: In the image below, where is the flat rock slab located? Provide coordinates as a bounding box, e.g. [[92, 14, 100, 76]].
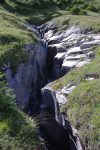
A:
[[55, 52, 65, 60]]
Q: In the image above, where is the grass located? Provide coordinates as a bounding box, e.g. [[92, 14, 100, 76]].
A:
[[53, 46, 100, 90], [51, 11, 100, 31], [0, 3, 42, 145], [63, 80, 100, 149], [1, 0, 62, 24], [0, 74, 41, 150], [52, 46, 100, 149], [0, 4, 38, 72], [0, 1, 62, 149]]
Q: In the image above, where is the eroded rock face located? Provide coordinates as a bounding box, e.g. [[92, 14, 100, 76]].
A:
[[40, 84, 84, 150], [5, 41, 47, 113], [41, 23, 100, 79]]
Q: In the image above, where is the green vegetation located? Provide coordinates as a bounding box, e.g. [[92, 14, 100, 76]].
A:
[[0, 3, 41, 149], [66, 80, 100, 149], [53, 46, 100, 90], [52, 11, 100, 31], [0, 0, 100, 150], [0, 73, 41, 150], [67, 0, 100, 15], [53, 46, 100, 149], [0, 4, 38, 72]]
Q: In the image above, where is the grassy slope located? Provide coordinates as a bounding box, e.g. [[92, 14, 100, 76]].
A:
[[0, 74, 40, 150], [0, 5, 38, 72], [0, 0, 100, 150], [53, 47, 100, 149], [51, 10, 100, 31]]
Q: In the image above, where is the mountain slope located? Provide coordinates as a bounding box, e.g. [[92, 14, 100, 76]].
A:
[[0, 0, 100, 150]]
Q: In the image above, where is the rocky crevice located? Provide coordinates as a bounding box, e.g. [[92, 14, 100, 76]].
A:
[[3, 22, 100, 150]]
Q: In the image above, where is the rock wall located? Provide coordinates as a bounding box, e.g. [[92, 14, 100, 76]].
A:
[[42, 23, 100, 80], [4, 34, 47, 114]]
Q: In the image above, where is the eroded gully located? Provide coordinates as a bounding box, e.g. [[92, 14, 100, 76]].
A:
[[5, 22, 100, 150]]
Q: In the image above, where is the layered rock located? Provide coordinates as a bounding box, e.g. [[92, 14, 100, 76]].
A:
[[37, 22, 100, 150], [41, 23, 100, 79], [40, 84, 84, 150]]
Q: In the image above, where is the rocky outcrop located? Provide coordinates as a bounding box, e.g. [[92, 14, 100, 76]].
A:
[[4, 40, 47, 114], [41, 23, 100, 79], [40, 84, 84, 150]]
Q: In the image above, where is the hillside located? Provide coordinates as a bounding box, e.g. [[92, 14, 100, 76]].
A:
[[0, 1, 42, 150], [0, 0, 100, 150], [0, 75, 41, 150], [53, 46, 100, 149]]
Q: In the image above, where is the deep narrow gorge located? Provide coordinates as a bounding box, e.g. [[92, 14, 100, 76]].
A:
[[3, 21, 100, 150]]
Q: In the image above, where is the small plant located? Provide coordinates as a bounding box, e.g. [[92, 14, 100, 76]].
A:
[[87, 2, 97, 12], [69, 6, 87, 15]]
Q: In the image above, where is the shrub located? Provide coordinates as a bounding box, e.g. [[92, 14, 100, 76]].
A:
[[70, 6, 80, 14], [70, 6, 87, 15], [79, 9, 87, 15], [87, 2, 98, 12]]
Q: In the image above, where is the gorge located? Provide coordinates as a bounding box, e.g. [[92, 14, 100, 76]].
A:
[[3, 21, 100, 150]]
